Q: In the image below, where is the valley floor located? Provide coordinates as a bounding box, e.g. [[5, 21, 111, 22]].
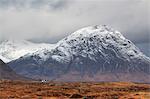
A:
[[0, 80, 150, 99]]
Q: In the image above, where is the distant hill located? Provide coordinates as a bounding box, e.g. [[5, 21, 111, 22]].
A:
[[0, 59, 29, 80]]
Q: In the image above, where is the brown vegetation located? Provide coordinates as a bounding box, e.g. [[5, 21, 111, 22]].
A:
[[0, 80, 150, 99]]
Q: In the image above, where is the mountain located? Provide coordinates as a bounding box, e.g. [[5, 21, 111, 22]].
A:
[[8, 25, 150, 82], [0, 40, 54, 63], [0, 59, 29, 80]]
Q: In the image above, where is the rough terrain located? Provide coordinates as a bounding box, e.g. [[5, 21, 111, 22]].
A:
[[0, 80, 150, 99]]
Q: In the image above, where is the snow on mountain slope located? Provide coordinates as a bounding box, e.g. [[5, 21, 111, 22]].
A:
[[52, 25, 149, 63], [26, 25, 149, 64], [8, 25, 150, 82], [0, 40, 55, 63]]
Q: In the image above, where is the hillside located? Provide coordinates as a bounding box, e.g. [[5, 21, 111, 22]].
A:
[[0, 59, 29, 80]]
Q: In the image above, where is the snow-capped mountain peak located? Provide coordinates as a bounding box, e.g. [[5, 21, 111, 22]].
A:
[[18, 25, 149, 65], [52, 25, 148, 63], [8, 25, 150, 82], [0, 39, 54, 63], [1, 25, 149, 64]]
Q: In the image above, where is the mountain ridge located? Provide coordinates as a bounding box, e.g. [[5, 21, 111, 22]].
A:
[[6, 25, 150, 82], [0, 39, 54, 63]]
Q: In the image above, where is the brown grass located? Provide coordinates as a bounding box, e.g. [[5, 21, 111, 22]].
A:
[[0, 80, 150, 99]]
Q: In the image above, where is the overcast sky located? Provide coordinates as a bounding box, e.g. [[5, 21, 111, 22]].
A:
[[0, 0, 149, 56]]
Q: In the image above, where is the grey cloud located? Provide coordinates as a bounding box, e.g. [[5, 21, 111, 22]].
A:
[[0, 0, 149, 44], [136, 42, 150, 57], [0, 0, 69, 9]]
